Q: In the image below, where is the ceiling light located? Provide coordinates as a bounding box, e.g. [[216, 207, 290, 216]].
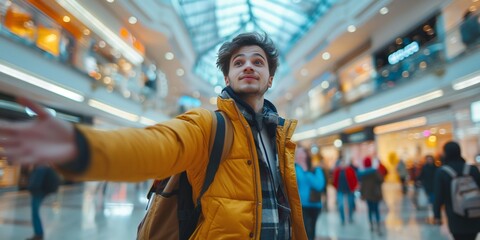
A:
[[176, 68, 185, 76], [63, 16, 71, 22], [354, 90, 443, 123], [214, 85, 223, 94], [300, 68, 309, 76], [317, 118, 353, 135], [165, 52, 174, 60], [57, 0, 143, 65], [374, 117, 427, 134], [347, 25, 356, 32], [452, 71, 480, 90], [321, 81, 329, 89], [333, 139, 343, 148], [192, 91, 200, 98], [0, 62, 84, 102], [139, 117, 156, 126], [88, 99, 139, 122], [379, 7, 389, 15], [106, 0, 114, 3], [128, 16, 137, 24], [292, 119, 353, 141], [292, 129, 318, 141], [26, 107, 56, 117], [322, 52, 331, 60]]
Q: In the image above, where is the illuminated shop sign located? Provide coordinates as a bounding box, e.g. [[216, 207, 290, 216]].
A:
[[388, 41, 419, 65], [373, 13, 438, 70]]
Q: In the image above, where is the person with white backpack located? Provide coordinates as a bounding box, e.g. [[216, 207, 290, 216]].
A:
[[433, 141, 480, 240]]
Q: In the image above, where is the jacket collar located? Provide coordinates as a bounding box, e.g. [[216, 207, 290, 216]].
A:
[[220, 87, 284, 131]]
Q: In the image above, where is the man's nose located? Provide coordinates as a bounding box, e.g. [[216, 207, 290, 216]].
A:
[[243, 61, 254, 72]]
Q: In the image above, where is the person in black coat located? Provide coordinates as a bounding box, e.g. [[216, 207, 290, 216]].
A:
[[418, 154, 437, 218], [26, 165, 60, 240], [433, 141, 480, 240]]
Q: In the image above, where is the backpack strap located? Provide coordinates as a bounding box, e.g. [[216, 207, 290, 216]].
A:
[[442, 165, 457, 178], [463, 164, 471, 176], [195, 110, 233, 207]]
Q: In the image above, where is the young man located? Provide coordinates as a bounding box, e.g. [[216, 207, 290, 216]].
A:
[[0, 32, 307, 239], [433, 141, 480, 240]]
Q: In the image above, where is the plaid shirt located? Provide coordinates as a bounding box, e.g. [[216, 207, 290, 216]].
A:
[[258, 152, 291, 240], [226, 90, 291, 239]]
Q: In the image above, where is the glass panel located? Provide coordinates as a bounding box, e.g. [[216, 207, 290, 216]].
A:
[[174, 0, 339, 88]]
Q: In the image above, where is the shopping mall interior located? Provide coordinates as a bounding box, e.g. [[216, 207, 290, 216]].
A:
[[0, 0, 479, 239]]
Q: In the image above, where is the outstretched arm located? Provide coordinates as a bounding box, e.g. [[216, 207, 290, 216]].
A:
[[0, 98, 78, 165], [1, 98, 213, 182]]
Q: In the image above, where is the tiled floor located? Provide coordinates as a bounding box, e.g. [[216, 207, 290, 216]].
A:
[[0, 181, 476, 240]]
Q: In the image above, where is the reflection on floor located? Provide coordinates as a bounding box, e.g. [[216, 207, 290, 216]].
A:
[[0, 181, 477, 240]]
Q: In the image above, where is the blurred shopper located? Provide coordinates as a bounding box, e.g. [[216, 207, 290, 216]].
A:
[[27, 165, 60, 240], [395, 155, 408, 195], [295, 146, 326, 240], [417, 154, 438, 220], [318, 157, 331, 212], [434, 141, 480, 240], [460, 10, 480, 47], [0, 32, 308, 239], [373, 156, 388, 180], [333, 157, 358, 225], [377, 159, 388, 178], [358, 157, 384, 235]]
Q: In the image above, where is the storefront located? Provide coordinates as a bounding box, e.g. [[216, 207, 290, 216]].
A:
[[373, 13, 444, 91], [374, 112, 454, 182], [337, 53, 376, 104], [340, 127, 376, 168]]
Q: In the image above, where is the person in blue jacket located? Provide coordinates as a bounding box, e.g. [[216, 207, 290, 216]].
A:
[[295, 146, 326, 240]]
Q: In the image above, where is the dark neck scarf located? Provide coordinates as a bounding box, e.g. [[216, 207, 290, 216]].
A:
[[222, 86, 284, 136]]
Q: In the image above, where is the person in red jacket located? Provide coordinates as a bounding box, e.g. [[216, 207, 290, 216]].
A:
[[333, 157, 358, 225]]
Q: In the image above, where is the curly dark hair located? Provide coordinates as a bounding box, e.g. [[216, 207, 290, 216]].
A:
[[216, 32, 279, 77]]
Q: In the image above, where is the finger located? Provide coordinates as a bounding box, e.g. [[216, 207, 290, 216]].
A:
[[0, 120, 29, 135], [16, 97, 50, 120], [0, 138, 21, 147], [3, 147, 31, 165]]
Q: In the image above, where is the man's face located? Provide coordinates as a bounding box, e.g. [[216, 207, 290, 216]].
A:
[[224, 45, 273, 96]]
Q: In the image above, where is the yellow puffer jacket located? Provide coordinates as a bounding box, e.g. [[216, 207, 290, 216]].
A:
[[61, 97, 307, 240]]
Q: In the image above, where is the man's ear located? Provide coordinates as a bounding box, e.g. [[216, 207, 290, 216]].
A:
[[224, 76, 230, 86], [268, 76, 273, 88]]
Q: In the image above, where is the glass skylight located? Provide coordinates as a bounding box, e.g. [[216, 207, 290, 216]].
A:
[[174, 0, 338, 89]]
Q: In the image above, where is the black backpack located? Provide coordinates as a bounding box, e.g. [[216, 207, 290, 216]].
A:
[[137, 111, 233, 240]]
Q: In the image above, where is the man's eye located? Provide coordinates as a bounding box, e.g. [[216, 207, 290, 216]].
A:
[[234, 61, 242, 66], [254, 60, 263, 65]]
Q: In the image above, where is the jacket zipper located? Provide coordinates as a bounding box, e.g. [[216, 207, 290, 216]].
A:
[[233, 106, 260, 239]]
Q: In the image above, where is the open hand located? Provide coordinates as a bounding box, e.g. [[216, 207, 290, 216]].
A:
[[0, 98, 77, 165]]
